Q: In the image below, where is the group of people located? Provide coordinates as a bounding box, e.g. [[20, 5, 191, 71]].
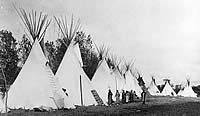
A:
[[108, 89, 146, 105]]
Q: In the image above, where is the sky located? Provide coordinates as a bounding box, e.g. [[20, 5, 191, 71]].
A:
[[0, 0, 200, 85]]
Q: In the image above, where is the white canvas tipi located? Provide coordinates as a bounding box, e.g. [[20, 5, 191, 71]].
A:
[[148, 78, 161, 96], [123, 70, 142, 97], [7, 39, 70, 109], [111, 68, 125, 92], [178, 80, 196, 97], [91, 58, 116, 104], [56, 42, 97, 106], [161, 81, 176, 96]]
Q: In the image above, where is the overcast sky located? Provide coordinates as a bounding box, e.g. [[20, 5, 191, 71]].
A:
[[0, 0, 200, 85]]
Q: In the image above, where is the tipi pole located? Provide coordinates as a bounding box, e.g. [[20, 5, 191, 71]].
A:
[[115, 75, 117, 92], [80, 75, 83, 106]]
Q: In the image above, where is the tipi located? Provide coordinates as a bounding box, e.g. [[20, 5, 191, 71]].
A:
[[7, 39, 69, 109], [54, 16, 96, 106], [161, 80, 176, 96], [55, 41, 97, 106], [91, 58, 116, 105], [178, 79, 197, 97], [123, 70, 142, 97], [148, 77, 161, 96], [112, 68, 125, 92]]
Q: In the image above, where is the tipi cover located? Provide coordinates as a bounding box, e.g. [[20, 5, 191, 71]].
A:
[[91, 58, 116, 104], [123, 70, 142, 97], [178, 80, 197, 97], [111, 68, 125, 92], [161, 81, 176, 96], [56, 42, 97, 106], [7, 39, 57, 109], [45, 63, 75, 109], [148, 78, 161, 96]]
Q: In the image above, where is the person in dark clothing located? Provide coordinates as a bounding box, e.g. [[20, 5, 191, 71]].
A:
[[115, 90, 120, 104], [121, 90, 126, 103], [141, 90, 146, 104], [108, 89, 113, 106], [129, 90, 133, 102]]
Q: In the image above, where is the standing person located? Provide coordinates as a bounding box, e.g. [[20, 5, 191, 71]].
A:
[[108, 89, 113, 106], [129, 90, 133, 102], [115, 90, 120, 104], [133, 91, 136, 102], [125, 91, 130, 103], [141, 90, 146, 104], [122, 90, 126, 104]]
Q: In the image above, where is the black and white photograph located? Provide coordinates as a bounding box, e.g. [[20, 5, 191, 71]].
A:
[[0, 0, 200, 115]]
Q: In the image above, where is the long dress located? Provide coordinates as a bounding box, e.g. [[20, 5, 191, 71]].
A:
[[115, 92, 120, 104], [126, 92, 130, 103], [122, 91, 126, 103], [108, 90, 113, 105]]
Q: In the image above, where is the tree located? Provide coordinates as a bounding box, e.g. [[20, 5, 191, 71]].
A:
[[192, 85, 200, 97], [174, 84, 182, 94], [0, 30, 20, 85], [17, 34, 32, 67], [46, 31, 99, 78], [45, 41, 57, 74], [44, 38, 67, 74], [137, 72, 145, 87], [76, 32, 98, 79], [157, 84, 165, 92]]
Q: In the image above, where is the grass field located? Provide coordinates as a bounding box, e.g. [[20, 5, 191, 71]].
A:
[[1, 96, 200, 116]]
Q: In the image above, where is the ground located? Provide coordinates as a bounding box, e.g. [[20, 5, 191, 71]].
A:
[[1, 96, 200, 116]]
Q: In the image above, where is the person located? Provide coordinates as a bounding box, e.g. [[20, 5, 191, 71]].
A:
[[115, 90, 120, 104], [62, 88, 68, 96], [125, 91, 130, 103], [133, 91, 136, 102], [129, 90, 133, 102], [122, 90, 126, 103], [141, 90, 146, 104], [108, 89, 113, 106]]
